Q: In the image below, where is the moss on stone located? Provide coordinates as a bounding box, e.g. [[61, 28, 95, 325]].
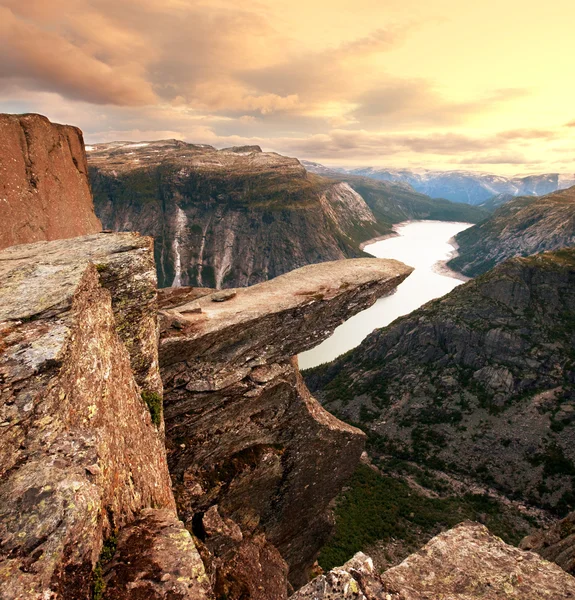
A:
[[141, 390, 163, 427], [92, 532, 118, 600]]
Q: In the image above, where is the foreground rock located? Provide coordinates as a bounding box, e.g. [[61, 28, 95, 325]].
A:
[[0, 113, 101, 250], [448, 186, 575, 276], [306, 249, 575, 513], [292, 523, 575, 599], [159, 258, 413, 594], [521, 511, 575, 576], [0, 233, 208, 599]]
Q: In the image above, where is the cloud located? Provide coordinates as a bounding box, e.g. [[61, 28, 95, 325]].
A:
[[0, 6, 156, 105], [352, 84, 530, 126]]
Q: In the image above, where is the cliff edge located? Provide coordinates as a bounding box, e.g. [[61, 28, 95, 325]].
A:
[[0, 114, 101, 250]]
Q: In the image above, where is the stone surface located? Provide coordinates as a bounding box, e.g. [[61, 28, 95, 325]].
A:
[[521, 511, 575, 575], [448, 185, 575, 277], [102, 509, 212, 600], [0, 233, 207, 599], [306, 249, 575, 512], [292, 523, 575, 599], [0, 113, 101, 250], [160, 258, 412, 593], [380, 522, 575, 599]]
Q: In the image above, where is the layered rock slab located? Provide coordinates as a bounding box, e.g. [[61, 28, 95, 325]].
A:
[[159, 258, 412, 594], [521, 511, 575, 576], [0, 113, 101, 250], [292, 523, 575, 599], [0, 233, 208, 599]]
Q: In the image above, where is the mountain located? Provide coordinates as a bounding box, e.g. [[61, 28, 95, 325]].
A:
[[302, 161, 489, 224], [89, 141, 392, 289], [478, 193, 517, 212], [305, 249, 575, 516], [448, 186, 575, 277], [90, 143, 487, 289], [342, 166, 575, 206], [0, 113, 101, 250]]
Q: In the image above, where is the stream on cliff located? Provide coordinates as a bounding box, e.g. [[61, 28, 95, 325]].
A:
[[298, 220, 472, 369]]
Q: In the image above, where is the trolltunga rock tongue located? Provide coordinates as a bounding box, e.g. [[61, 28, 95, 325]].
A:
[[159, 257, 412, 593], [0, 233, 209, 600], [0, 113, 101, 250], [290, 522, 575, 599], [160, 257, 413, 390]]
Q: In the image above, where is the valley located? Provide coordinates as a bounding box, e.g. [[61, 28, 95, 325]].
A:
[[299, 220, 471, 369]]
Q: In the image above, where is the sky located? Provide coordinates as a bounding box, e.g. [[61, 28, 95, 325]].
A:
[[1, 0, 574, 174]]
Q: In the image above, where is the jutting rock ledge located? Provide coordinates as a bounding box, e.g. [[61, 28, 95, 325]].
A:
[[0, 231, 413, 599]]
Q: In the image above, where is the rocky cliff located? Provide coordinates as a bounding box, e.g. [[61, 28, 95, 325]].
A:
[[0, 226, 412, 599], [292, 522, 575, 599], [158, 258, 413, 595], [0, 233, 210, 600], [0, 114, 101, 250], [88, 141, 391, 289], [448, 186, 575, 276], [306, 249, 575, 515], [521, 510, 575, 576]]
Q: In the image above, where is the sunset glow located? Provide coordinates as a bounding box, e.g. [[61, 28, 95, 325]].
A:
[[2, 0, 573, 173]]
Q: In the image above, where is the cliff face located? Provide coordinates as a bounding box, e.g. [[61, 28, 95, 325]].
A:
[[448, 186, 575, 277], [0, 233, 210, 599], [305, 249, 575, 514], [521, 511, 575, 576], [291, 523, 575, 599], [158, 258, 413, 594], [0, 114, 101, 250], [88, 141, 389, 289]]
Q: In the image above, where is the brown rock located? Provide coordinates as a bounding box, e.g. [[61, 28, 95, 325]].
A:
[[292, 523, 575, 599], [0, 233, 208, 599], [160, 258, 412, 593], [521, 511, 575, 575], [381, 522, 575, 599], [102, 509, 212, 600], [0, 113, 101, 250]]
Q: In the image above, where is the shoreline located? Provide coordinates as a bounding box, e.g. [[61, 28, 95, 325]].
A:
[[433, 234, 471, 282]]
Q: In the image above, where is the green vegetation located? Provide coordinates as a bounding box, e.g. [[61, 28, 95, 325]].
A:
[[92, 532, 118, 600], [319, 463, 536, 572], [141, 390, 163, 427]]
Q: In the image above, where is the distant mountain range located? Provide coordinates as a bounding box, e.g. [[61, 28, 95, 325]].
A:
[[303, 161, 575, 206]]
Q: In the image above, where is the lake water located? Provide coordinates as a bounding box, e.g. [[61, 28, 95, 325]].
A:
[[298, 220, 472, 370]]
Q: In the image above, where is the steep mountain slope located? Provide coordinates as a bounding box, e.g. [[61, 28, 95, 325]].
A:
[[302, 161, 489, 223], [89, 141, 389, 289], [345, 167, 575, 205], [448, 186, 575, 276], [305, 249, 575, 515], [0, 113, 101, 249], [91, 143, 486, 289]]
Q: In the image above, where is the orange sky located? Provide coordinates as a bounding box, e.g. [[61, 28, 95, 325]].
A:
[[1, 0, 573, 174]]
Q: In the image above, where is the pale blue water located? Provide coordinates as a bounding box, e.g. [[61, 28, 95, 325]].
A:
[[298, 220, 472, 369]]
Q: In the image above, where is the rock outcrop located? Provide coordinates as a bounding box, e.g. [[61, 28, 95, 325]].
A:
[[306, 249, 575, 514], [521, 511, 575, 576], [292, 523, 575, 599], [448, 186, 575, 276], [159, 258, 413, 594], [0, 114, 101, 250], [88, 140, 390, 288], [0, 233, 209, 600]]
